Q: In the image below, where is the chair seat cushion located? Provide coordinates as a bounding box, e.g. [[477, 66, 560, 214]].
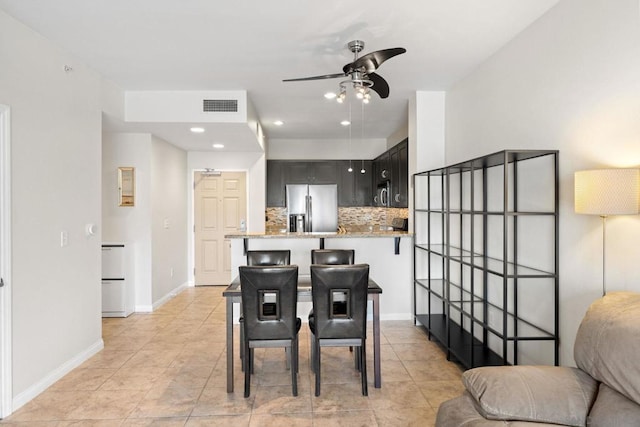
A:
[[462, 366, 598, 427]]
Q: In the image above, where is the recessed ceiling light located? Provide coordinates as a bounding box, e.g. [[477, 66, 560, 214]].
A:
[[324, 92, 337, 99], [274, 120, 284, 126], [341, 120, 351, 126], [212, 143, 224, 149], [190, 127, 205, 133]]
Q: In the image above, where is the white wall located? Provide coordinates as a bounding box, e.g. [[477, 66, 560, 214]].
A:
[[0, 10, 103, 407], [150, 136, 188, 302], [102, 133, 189, 310], [445, 0, 640, 365], [102, 133, 153, 309]]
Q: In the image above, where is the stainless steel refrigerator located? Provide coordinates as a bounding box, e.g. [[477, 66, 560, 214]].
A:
[[286, 184, 338, 232]]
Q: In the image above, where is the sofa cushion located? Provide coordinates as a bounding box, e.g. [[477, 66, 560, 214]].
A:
[[462, 366, 598, 427], [574, 291, 640, 405], [588, 383, 640, 427], [436, 391, 560, 427]]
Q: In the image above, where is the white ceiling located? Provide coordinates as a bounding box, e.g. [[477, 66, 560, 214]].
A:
[[0, 0, 559, 152]]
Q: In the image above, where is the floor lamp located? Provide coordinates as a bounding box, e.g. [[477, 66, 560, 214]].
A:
[[575, 169, 640, 296]]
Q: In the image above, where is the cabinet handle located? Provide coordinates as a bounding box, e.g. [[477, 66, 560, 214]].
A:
[[395, 194, 401, 202]]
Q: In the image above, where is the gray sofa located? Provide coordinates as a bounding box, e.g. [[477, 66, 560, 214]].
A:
[[436, 291, 640, 427]]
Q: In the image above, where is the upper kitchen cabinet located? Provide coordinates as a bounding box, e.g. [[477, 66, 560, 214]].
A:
[[371, 139, 409, 208], [286, 161, 337, 184], [267, 160, 340, 207], [338, 160, 373, 207], [373, 151, 391, 186], [266, 160, 287, 207], [390, 139, 408, 207]]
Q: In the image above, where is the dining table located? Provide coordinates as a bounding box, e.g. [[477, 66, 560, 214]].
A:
[[223, 274, 383, 393]]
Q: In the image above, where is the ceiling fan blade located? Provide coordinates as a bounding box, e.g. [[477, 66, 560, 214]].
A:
[[368, 72, 390, 99], [283, 73, 345, 82], [348, 47, 406, 73]]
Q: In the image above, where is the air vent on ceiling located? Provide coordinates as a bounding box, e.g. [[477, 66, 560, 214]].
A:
[[203, 99, 238, 113]]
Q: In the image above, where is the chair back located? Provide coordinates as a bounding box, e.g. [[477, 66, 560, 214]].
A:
[[239, 265, 298, 341], [311, 249, 354, 265], [310, 264, 369, 340], [246, 250, 291, 266]]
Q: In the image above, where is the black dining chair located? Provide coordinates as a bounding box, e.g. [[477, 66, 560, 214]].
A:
[[239, 265, 300, 398], [309, 249, 355, 363], [311, 249, 354, 266], [309, 263, 369, 396], [246, 250, 291, 266], [241, 250, 292, 367]]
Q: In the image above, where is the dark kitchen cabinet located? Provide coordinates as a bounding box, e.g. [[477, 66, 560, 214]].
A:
[[266, 160, 286, 207], [285, 161, 337, 184], [373, 151, 391, 186], [390, 139, 408, 207], [267, 160, 341, 207], [338, 160, 373, 206], [370, 139, 409, 208]]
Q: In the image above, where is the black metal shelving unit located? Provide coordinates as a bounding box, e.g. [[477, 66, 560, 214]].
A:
[[412, 150, 559, 368]]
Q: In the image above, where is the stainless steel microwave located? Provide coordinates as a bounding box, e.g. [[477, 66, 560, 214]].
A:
[[374, 181, 390, 207]]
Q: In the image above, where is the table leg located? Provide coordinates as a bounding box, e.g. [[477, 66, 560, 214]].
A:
[[226, 297, 234, 393], [372, 294, 381, 388]]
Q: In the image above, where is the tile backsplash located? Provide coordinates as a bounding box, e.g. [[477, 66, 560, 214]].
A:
[[266, 207, 408, 232]]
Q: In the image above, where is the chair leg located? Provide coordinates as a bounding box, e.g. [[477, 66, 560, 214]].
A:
[[360, 342, 368, 396], [285, 347, 291, 370], [291, 339, 298, 396], [244, 341, 251, 398], [309, 332, 316, 373], [239, 319, 244, 372], [314, 341, 321, 396], [354, 347, 360, 371]]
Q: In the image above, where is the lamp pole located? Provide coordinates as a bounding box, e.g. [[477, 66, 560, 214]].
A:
[[601, 215, 607, 296]]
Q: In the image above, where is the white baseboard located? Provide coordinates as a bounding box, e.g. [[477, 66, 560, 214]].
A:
[[12, 339, 104, 412], [134, 282, 189, 313], [152, 282, 188, 311]]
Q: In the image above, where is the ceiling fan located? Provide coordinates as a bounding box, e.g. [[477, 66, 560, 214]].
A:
[[283, 40, 406, 100]]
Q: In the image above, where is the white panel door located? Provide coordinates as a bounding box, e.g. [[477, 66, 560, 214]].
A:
[[194, 171, 246, 285]]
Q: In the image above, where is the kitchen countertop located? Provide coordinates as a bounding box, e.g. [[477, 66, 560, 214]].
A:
[[225, 230, 412, 239]]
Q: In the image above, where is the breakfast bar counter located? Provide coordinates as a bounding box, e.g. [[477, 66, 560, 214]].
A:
[[226, 230, 413, 322]]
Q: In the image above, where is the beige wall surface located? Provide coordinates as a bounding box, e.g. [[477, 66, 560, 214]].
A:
[[445, 0, 640, 365], [0, 9, 103, 404]]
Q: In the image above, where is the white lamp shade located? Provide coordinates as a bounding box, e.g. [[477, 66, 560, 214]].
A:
[[575, 169, 640, 215]]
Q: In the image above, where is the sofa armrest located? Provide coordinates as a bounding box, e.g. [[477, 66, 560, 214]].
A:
[[463, 366, 598, 427]]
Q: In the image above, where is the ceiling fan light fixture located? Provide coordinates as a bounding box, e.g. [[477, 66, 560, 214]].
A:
[[324, 92, 337, 99]]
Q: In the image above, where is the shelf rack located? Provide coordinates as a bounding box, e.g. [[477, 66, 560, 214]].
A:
[[413, 150, 559, 368]]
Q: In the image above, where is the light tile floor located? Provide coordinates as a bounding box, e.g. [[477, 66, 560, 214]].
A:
[[1, 286, 464, 426]]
